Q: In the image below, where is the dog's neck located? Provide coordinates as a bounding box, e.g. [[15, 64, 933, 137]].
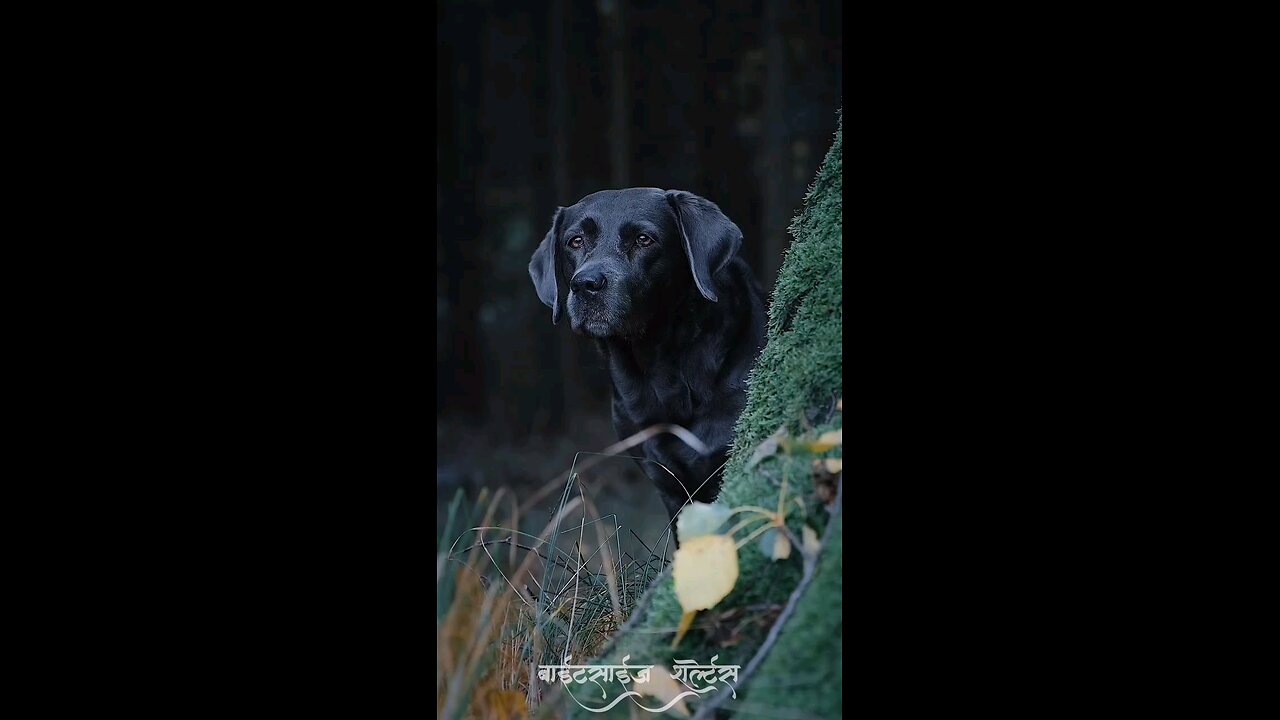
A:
[[594, 278, 750, 427], [600, 287, 719, 370]]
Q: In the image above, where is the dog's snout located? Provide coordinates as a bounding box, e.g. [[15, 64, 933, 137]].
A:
[[572, 271, 607, 294]]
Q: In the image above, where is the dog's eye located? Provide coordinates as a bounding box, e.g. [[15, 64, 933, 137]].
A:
[[568, 236, 583, 249], [637, 234, 654, 247]]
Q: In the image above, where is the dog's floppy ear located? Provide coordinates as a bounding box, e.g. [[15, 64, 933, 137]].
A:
[[665, 190, 742, 302], [529, 207, 565, 324]]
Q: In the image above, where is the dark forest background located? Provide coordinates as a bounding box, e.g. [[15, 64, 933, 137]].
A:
[[437, 0, 842, 526]]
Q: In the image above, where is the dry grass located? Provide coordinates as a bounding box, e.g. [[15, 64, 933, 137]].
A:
[[436, 435, 687, 719]]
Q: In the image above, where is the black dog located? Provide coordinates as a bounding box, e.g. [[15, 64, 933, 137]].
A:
[[529, 188, 766, 522]]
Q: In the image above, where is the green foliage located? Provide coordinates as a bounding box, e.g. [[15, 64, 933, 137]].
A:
[[551, 110, 843, 718]]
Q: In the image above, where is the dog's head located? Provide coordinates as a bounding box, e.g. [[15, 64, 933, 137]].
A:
[[529, 187, 742, 338]]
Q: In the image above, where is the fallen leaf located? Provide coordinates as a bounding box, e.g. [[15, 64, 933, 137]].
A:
[[673, 534, 739, 612], [802, 428, 843, 452], [759, 527, 792, 560], [677, 501, 732, 541], [803, 524, 820, 555], [634, 664, 692, 717]]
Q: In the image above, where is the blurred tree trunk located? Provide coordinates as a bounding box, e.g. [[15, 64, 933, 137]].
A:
[[761, 0, 789, 291], [551, 0, 588, 423], [523, 0, 564, 435], [439, 2, 487, 420], [601, 0, 630, 188]]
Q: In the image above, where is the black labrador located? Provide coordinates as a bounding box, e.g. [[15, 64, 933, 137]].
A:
[[529, 188, 766, 523]]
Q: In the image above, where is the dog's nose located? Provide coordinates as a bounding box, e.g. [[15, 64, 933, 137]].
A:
[[572, 272, 607, 294]]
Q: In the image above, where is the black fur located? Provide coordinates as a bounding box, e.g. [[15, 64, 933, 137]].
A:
[[530, 188, 767, 522]]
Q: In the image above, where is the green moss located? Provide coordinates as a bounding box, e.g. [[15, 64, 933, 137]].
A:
[[552, 112, 843, 718], [727, 108, 843, 470], [734, 512, 843, 718]]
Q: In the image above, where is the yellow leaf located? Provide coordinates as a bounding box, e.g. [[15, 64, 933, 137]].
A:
[[672, 534, 739, 612], [671, 610, 697, 649], [823, 458, 842, 473], [772, 530, 791, 560], [634, 664, 692, 717], [803, 524, 820, 555], [804, 428, 843, 452]]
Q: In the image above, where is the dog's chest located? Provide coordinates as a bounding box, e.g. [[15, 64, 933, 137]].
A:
[[626, 366, 697, 425], [603, 340, 712, 431]]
